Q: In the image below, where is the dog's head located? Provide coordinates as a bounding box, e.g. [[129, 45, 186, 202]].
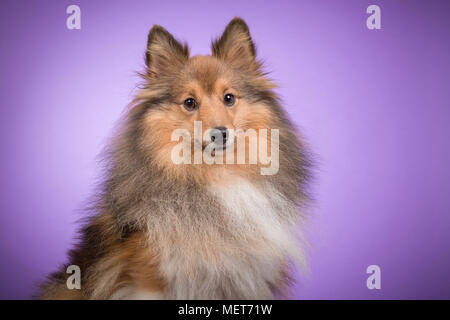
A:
[[126, 18, 290, 181]]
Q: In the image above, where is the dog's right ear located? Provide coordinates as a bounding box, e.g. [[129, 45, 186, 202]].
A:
[[212, 17, 259, 72], [145, 25, 189, 77]]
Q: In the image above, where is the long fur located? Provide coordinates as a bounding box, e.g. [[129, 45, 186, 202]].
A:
[[38, 17, 312, 300]]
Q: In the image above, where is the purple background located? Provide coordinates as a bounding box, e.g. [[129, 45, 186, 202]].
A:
[[1, 0, 449, 299]]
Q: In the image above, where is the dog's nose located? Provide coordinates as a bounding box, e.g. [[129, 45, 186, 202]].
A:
[[210, 126, 228, 144]]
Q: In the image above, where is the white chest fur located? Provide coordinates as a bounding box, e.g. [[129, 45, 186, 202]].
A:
[[157, 177, 302, 299], [211, 178, 298, 252]]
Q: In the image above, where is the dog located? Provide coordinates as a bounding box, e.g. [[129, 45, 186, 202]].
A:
[[39, 17, 312, 299]]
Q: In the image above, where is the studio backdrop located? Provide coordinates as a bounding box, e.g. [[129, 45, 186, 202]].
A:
[[0, 0, 449, 299]]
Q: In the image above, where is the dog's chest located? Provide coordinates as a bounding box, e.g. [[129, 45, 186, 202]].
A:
[[159, 178, 297, 299], [211, 178, 293, 246]]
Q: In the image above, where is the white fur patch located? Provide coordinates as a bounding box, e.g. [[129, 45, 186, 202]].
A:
[[109, 286, 163, 300], [211, 177, 299, 257]]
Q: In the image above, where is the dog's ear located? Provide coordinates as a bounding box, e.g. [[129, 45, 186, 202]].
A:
[[212, 17, 258, 71], [146, 25, 189, 77]]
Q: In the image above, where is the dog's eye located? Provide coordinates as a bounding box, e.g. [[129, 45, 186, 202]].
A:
[[223, 93, 236, 107], [183, 98, 198, 111]]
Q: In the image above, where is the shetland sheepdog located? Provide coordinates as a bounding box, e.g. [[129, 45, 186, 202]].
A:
[[39, 17, 311, 300]]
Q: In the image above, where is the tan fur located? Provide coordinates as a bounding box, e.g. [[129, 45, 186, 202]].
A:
[[40, 230, 164, 300]]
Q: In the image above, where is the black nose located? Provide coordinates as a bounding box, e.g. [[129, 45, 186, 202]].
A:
[[210, 126, 228, 144]]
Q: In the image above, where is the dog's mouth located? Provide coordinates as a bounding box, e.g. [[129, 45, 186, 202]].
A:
[[198, 137, 235, 156], [202, 143, 228, 151]]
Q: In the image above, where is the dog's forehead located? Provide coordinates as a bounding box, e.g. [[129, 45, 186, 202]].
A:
[[183, 55, 227, 93]]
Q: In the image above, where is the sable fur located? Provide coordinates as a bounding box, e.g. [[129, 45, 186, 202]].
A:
[[38, 17, 312, 300]]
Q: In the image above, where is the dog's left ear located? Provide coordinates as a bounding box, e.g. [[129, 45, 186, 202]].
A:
[[212, 17, 259, 71], [146, 25, 189, 77]]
